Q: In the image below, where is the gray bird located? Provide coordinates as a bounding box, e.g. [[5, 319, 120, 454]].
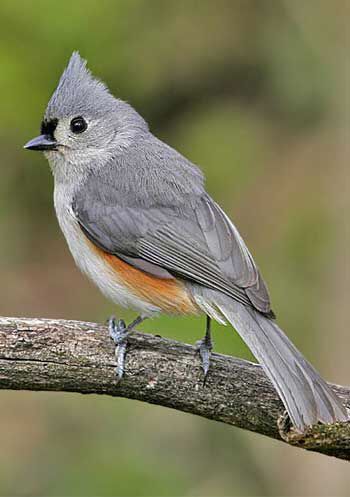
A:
[[24, 52, 348, 432]]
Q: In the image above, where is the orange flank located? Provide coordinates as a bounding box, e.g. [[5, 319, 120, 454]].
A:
[[89, 241, 199, 315]]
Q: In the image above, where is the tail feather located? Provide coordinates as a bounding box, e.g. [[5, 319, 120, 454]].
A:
[[192, 287, 348, 431], [218, 299, 348, 431]]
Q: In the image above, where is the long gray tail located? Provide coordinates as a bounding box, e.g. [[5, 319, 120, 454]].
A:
[[194, 289, 348, 431]]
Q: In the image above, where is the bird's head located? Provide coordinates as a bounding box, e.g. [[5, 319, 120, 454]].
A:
[[24, 52, 147, 175]]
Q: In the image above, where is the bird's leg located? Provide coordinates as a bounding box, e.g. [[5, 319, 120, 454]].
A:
[[108, 315, 147, 381], [195, 316, 213, 382]]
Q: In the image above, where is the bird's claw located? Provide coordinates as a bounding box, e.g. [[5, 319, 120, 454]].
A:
[[109, 316, 130, 381], [195, 335, 213, 383]]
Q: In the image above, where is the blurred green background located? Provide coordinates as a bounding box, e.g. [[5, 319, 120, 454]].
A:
[[0, 1, 349, 496]]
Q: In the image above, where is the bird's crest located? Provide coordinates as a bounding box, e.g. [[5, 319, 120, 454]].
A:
[[45, 51, 113, 120]]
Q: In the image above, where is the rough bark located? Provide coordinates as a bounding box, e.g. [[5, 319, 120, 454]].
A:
[[0, 316, 349, 460]]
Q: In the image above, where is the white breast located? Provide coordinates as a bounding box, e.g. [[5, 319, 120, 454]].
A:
[[53, 184, 161, 316]]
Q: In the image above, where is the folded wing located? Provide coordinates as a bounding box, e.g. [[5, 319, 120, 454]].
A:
[[73, 178, 273, 316]]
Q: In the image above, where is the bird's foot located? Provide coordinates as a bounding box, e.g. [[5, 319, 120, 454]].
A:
[[108, 315, 146, 381], [195, 333, 213, 383], [109, 317, 129, 381]]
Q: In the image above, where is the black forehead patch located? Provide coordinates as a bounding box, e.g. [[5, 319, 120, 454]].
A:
[[41, 118, 58, 138]]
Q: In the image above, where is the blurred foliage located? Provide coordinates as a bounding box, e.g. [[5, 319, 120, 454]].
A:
[[0, 1, 349, 496]]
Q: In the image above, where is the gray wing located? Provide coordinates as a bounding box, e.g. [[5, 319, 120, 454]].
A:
[[73, 181, 273, 315]]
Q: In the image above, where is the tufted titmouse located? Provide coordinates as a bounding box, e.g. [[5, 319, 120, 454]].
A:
[[24, 52, 348, 432]]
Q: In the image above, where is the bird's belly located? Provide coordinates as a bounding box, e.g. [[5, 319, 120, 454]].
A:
[[55, 201, 197, 316], [89, 243, 199, 315]]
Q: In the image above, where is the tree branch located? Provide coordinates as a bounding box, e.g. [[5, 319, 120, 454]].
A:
[[0, 316, 349, 460]]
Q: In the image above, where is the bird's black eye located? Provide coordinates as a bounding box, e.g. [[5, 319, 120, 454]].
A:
[[70, 116, 87, 134]]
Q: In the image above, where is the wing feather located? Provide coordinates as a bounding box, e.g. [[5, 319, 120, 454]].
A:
[[73, 181, 273, 315]]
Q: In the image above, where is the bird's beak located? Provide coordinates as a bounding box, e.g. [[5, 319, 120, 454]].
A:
[[23, 134, 58, 151]]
